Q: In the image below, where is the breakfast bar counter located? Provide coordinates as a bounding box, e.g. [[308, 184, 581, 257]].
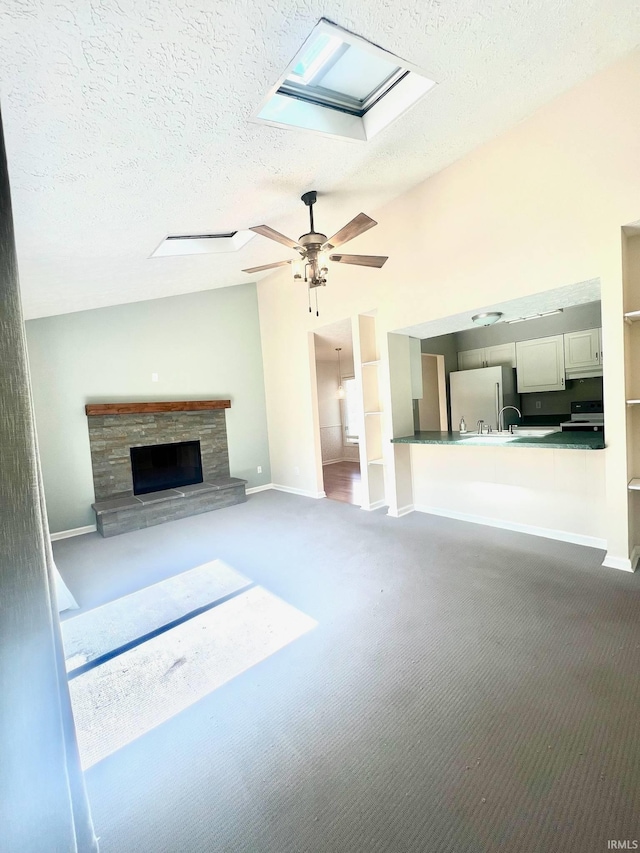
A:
[[391, 431, 605, 450]]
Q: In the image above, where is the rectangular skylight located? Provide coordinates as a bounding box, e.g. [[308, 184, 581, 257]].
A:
[[254, 19, 437, 141], [150, 230, 254, 257]]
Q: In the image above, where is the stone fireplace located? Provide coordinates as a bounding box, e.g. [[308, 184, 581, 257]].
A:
[[86, 400, 246, 537]]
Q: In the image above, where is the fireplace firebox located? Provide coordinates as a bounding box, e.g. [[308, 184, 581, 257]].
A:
[[130, 440, 203, 495]]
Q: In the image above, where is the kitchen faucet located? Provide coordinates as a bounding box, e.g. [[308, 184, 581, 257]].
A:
[[498, 405, 522, 432]]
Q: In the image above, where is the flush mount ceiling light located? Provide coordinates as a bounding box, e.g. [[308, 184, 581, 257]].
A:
[[472, 312, 503, 326], [254, 19, 437, 142], [242, 190, 387, 315]]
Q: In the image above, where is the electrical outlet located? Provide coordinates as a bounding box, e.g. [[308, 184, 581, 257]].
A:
[[535, 400, 541, 409], [257, 466, 262, 474], [151, 373, 159, 382]]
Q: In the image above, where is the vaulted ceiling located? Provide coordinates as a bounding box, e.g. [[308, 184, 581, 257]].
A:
[[1, 0, 639, 319]]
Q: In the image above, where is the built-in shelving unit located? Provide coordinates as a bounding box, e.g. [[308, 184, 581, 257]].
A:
[[356, 313, 386, 510], [623, 231, 640, 563]]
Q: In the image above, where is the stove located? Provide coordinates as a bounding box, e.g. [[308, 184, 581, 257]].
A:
[[560, 400, 604, 433]]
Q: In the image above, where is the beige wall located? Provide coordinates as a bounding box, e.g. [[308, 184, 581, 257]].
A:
[[258, 49, 640, 567]]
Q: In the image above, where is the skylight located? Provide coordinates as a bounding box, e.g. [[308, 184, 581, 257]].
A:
[[279, 31, 404, 116], [150, 230, 254, 257], [254, 20, 437, 141]]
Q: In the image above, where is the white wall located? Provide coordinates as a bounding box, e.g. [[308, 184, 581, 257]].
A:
[[411, 444, 607, 549], [257, 48, 640, 567]]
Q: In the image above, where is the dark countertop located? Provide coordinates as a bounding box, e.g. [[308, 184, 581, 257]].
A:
[[391, 431, 605, 450]]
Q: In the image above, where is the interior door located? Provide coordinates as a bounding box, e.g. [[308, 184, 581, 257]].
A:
[[418, 354, 448, 431]]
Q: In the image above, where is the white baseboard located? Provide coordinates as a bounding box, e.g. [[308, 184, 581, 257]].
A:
[[602, 546, 639, 573], [50, 524, 97, 541], [387, 504, 414, 518], [361, 499, 388, 512], [413, 504, 607, 551], [245, 484, 274, 495], [271, 484, 326, 499], [322, 458, 359, 466]]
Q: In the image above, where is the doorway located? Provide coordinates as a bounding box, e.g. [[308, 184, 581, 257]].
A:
[[313, 319, 361, 505], [417, 353, 448, 431]]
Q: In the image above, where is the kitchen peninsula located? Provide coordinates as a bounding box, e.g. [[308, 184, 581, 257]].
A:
[[392, 430, 605, 449]]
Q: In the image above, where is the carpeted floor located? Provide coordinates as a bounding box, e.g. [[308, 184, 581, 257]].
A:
[[53, 490, 640, 853]]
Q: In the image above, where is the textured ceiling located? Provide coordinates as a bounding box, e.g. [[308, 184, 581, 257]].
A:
[[1, 1, 639, 319], [395, 279, 601, 339]]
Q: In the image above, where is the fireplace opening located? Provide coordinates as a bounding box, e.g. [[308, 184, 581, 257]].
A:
[[130, 440, 203, 495]]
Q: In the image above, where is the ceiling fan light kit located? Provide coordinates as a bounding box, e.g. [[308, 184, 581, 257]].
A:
[[242, 190, 388, 315]]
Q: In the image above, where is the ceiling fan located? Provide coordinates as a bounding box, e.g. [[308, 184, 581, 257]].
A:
[[243, 191, 388, 313]]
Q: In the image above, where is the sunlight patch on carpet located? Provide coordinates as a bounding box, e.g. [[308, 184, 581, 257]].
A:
[[68, 580, 317, 769], [62, 560, 250, 671]]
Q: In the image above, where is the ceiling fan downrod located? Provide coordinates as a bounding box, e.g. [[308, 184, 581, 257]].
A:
[[301, 190, 317, 233]]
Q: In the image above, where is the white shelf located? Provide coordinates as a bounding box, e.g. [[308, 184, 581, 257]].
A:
[[368, 458, 384, 465], [361, 359, 381, 366], [364, 411, 383, 415], [629, 479, 640, 490], [624, 310, 640, 324], [626, 400, 640, 405]]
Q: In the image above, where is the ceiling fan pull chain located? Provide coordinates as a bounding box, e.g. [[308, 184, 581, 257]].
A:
[[308, 285, 312, 313], [315, 288, 319, 317]]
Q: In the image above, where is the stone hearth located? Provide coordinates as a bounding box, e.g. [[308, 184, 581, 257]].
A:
[[86, 401, 246, 537]]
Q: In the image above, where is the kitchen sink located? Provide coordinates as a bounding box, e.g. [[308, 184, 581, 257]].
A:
[[460, 427, 560, 440]]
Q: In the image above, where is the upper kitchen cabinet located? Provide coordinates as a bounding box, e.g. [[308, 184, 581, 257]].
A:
[[457, 347, 485, 370], [457, 342, 516, 370], [516, 335, 565, 393], [564, 328, 602, 378], [485, 342, 517, 368]]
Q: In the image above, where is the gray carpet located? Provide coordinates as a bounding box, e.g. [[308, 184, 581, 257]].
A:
[[53, 491, 640, 853]]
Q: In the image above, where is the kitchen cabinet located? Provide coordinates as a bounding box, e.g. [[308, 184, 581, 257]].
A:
[[516, 335, 565, 393], [457, 342, 516, 370], [485, 342, 517, 368], [564, 328, 602, 377], [457, 347, 485, 370]]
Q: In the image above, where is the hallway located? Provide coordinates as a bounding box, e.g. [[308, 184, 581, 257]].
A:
[[323, 460, 361, 505]]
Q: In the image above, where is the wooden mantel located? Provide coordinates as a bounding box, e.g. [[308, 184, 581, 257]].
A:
[[85, 400, 231, 416]]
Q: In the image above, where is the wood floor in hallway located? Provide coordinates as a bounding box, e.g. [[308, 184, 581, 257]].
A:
[[323, 460, 361, 505]]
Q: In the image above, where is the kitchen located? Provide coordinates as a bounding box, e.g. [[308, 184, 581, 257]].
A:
[[388, 283, 607, 550]]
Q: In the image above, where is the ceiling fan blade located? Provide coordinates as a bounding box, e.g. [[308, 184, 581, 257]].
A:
[[250, 225, 302, 251], [242, 260, 292, 274], [322, 213, 377, 250], [330, 254, 388, 268]]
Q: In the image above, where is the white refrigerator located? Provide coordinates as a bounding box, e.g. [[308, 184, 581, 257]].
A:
[[449, 365, 518, 432]]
